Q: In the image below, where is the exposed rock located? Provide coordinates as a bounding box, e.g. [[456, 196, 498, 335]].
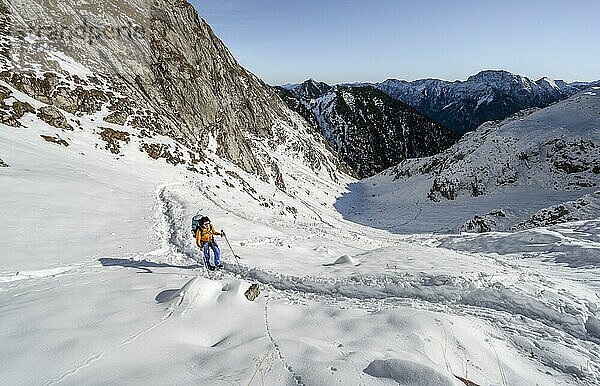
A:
[[270, 161, 285, 190], [129, 113, 164, 133], [455, 375, 480, 386], [244, 283, 260, 301], [0, 158, 9, 167], [0, 84, 10, 100], [40, 134, 69, 147], [512, 191, 600, 230], [0, 91, 34, 126], [0, 1, 9, 58], [0, 71, 58, 104], [140, 142, 185, 165], [99, 127, 130, 154], [50, 86, 78, 112], [547, 138, 598, 175], [225, 170, 257, 196], [0, 101, 35, 127], [52, 86, 108, 114], [0, 109, 19, 126], [3, 0, 348, 184], [428, 178, 458, 201], [37, 106, 73, 130], [103, 98, 133, 125], [461, 210, 509, 233], [12, 100, 35, 117], [103, 110, 129, 125]]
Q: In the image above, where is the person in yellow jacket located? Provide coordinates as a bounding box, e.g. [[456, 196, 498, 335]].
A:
[[196, 217, 225, 270]]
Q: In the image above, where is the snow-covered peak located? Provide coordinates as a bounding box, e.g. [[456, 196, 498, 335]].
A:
[[466, 69, 530, 85], [537, 76, 560, 90]]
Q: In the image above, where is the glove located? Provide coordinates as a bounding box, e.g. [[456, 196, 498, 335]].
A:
[[221, 230, 226, 237]]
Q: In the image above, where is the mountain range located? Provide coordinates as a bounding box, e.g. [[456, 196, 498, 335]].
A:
[[369, 70, 598, 133], [337, 88, 600, 233]]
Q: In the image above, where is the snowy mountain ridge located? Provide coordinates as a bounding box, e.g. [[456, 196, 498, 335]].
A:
[[276, 80, 458, 177], [336, 87, 600, 233]]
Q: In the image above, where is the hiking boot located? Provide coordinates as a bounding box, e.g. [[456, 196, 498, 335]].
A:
[[207, 265, 216, 271], [216, 264, 224, 270]]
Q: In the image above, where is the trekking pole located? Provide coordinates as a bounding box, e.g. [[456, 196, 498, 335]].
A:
[[223, 233, 241, 269]]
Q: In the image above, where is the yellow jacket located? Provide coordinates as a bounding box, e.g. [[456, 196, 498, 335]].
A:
[[196, 224, 221, 245]]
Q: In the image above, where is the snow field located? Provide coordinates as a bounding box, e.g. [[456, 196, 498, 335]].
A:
[[156, 181, 600, 385]]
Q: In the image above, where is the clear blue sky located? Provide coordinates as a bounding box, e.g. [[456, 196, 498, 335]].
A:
[[190, 0, 600, 85]]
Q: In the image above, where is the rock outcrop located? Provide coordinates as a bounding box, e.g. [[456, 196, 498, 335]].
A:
[[37, 106, 73, 130], [512, 191, 600, 231]]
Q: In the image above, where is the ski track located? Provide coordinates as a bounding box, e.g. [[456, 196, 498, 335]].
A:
[[151, 183, 600, 383], [119, 307, 176, 347], [21, 182, 596, 384], [45, 353, 104, 386], [263, 299, 305, 386]]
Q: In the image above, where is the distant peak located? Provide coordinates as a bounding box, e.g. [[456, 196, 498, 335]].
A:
[[303, 78, 330, 87], [467, 70, 516, 82], [294, 78, 332, 98]]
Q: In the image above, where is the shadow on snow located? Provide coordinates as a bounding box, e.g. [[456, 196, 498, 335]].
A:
[[99, 257, 200, 273]]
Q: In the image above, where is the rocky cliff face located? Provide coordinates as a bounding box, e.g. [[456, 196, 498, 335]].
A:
[[1, 0, 348, 186], [373, 70, 598, 133], [276, 80, 458, 177]]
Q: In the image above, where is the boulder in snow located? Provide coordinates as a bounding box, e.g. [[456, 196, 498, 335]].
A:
[[37, 105, 73, 130], [460, 209, 509, 233], [244, 283, 260, 301]]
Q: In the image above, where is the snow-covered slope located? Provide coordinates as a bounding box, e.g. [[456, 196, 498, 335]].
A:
[[371, 70, 599, 133], [3, 117, 600, 385], [276, 80, 458, 177], [336, 88, 600, 233]]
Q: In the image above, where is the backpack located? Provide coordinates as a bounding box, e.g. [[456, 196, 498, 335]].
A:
[[191, 214, 206, 237]]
